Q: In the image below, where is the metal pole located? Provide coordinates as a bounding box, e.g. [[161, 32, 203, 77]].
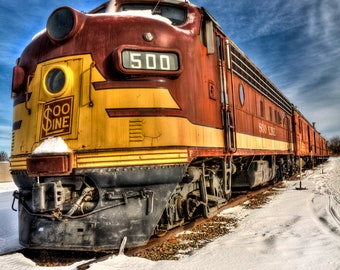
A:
[[299, 158, 302, 189], [296, 157, 306, 190]]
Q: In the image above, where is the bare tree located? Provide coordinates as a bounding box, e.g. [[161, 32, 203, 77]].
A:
[[0, 151, 9, 161], [329, 136, 340, 155]]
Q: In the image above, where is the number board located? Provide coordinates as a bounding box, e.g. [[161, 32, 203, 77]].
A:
[[122, 50, 179, 71]]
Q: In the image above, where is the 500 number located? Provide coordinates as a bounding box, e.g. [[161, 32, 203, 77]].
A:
[[122, 50, 179, 71], [130, 53, 171, 70]]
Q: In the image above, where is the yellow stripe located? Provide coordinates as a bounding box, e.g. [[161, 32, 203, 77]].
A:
[[76, 148, 188, 168], [103, 88, 180, 109], [236, 132, 294, 151], [10, 156, 27, 171], [10, 149, 188, 171], [11, 132, 295, 171]]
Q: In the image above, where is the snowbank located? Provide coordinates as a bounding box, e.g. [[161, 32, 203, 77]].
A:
[[0, 158, 339, 269], [0, 181, 16, 193]]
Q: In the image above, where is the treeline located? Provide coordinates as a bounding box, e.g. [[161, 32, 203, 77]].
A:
[[0, 151, 9, 161], [329, 136, 340, 155]]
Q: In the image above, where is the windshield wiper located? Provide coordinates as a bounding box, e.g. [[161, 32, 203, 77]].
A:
[[152, 0, 161, 15]]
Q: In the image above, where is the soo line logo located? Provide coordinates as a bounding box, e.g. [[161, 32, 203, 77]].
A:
[[41, 97, 73, 139]]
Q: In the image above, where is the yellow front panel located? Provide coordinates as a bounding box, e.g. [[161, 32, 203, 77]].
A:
[[11, 55, 97, 155]]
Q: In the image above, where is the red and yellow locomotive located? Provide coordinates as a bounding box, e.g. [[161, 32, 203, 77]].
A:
[[10, 0, 328, 251]]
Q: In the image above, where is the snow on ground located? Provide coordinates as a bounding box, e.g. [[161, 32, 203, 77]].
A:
[[0, 183, 20, 255], [0, 181, 16, 193], [0, 157, 339, 270]]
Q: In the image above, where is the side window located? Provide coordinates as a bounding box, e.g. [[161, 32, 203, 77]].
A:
[[260, 100, 265, 118], [204, 20, 215, 54], [299, 118, 302, 133], [275, 110, 282, 124], [217, 36, 224, 60], [119, 4, 187, 26], [278, 111, 282, 124]]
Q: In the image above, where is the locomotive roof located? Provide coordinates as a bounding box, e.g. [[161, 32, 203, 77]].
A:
[[228, 39, 293, 115], [199, 7, 292, 115]]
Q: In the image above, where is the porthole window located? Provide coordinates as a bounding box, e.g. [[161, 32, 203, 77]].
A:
[[239, 83, 245, 106], [45, 68, 65, 94]]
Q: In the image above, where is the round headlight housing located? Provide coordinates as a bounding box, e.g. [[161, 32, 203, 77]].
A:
[[45, 68, 66, 94], [43, 65, 73, 96], [47, 7, 83, 42]]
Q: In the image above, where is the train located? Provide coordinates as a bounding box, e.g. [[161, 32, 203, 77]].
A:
[[10, 0, 329, 251]]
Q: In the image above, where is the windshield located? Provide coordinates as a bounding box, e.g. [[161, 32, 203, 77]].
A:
[[119, 3, 187, 26]]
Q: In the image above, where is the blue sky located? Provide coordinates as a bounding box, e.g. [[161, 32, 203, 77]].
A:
[[1, 0, 339, 155]]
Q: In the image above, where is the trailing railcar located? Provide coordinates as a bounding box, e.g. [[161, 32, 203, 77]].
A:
[[292, 108, 329, 168], [227, 41, 295, 188], [10, 0, 328, 251]]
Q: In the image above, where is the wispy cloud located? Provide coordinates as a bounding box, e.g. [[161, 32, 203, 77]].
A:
[[307, 0, 340, 45]]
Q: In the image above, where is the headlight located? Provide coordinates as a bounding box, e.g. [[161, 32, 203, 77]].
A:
[[45, 68, 65, 94], [43, 65, 73, 96], [46, 7, 84, 43]]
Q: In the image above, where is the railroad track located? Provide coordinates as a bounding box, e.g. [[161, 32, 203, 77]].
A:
[[0, 181, 284, 268]]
